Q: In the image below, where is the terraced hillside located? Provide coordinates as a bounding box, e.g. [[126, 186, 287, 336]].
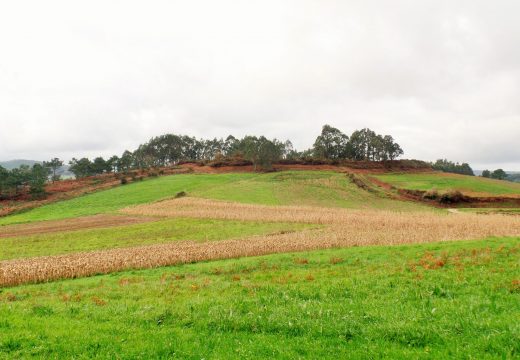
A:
[[374, 172, 520, 198]]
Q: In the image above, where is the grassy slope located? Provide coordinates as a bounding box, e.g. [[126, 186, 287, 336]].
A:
[[0, 219, 310, 260], [0, 171, 428, 225], [1, 237, 518, 359], [375, 172, 520, 196]]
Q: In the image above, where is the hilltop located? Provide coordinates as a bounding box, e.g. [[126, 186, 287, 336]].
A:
[[0, 159, 41, 170]]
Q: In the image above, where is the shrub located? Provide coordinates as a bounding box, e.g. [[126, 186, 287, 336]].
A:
[[175, 191, 187, 198], [120, 178, 128, 185], [439, 190, 464, 204], [422, 190, 439, 200]]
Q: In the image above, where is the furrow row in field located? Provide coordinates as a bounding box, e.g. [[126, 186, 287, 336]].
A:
[[0, 214, 155, 238]]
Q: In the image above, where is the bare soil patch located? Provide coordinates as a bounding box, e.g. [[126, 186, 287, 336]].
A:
[[0, 214, 154, 238]]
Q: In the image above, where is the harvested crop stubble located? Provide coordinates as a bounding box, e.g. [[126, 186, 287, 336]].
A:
[[0, 214, 154, 238], [2, 199, 520, 286]]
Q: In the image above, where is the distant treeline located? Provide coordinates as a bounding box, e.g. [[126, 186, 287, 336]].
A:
[[66, 125, 404, 178], [480, 169, 509, 181], [431, 159, 474, 176], [0, 163, 53, 199], [430, 160, 518, 182]]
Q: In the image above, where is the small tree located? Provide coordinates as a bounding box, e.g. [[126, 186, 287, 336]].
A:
[[69, 158, 94, 178], [92, 157, 109, 175], [8, 165, 32, 195], [491, 169, 507, 180], [0, 166, 8, 196], [118, 151, 134, 173], [29, 164, 50, 198], [313, 125, 349, 160], [382, 135, 403, 160], [43, 158, 64, 182], [481, 169, 491, 178], [107, 155, 120, 173]]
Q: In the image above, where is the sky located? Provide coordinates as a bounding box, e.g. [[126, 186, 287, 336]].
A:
[[1, 0, 519, 170]]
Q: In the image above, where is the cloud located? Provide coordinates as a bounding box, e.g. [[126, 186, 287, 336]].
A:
[[0, 0, 519, 169]]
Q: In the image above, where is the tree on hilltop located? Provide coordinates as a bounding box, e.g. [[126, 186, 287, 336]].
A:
[[43, 158, 63, 182], [491, 169, 507, 180], [313, 125, 350, 160]]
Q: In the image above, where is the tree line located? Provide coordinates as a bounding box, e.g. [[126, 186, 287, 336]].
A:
[[431, 159, 474, 176], [481, 169, 508, 180], [431, 160, 515, 182], [0, 125, 404, 198], [0, 163, 53, 199], [65, 125, 404, 177]]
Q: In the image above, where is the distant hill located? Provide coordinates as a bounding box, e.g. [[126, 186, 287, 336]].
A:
[[0, 159, 74, 178], [507, 173, 520, 183], [0, 159, 41, 170]]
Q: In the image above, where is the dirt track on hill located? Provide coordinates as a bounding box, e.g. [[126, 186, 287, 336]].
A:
[[2, 199, 520, 287], [0, 214, 154, 238]]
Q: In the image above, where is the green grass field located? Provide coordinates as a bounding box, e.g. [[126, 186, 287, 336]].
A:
[[2, 170, 519, 358], [1, 237, 519, 359], [0, 218, 310, 260], [374, 172, 520, 196], [0, 171, 428, 226]]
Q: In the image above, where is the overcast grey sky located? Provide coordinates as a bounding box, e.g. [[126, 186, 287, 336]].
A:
[[1, 0, 519, 169]]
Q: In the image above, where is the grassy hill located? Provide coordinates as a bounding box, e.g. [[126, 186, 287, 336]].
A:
[[0, 171, 429, 226], [374, 172, 520, 197], [1, 169, 519, 358]]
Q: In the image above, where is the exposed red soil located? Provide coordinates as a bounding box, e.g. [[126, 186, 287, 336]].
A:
[[0, 214, 155, 238], [365, 176, 395, 190]]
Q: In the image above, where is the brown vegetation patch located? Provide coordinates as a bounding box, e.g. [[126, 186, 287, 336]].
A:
[[0, 214, 154, 238]]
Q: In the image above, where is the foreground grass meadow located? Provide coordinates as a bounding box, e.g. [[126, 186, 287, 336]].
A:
[[1, 237, 519, 359], [1, 170, 519, 358]]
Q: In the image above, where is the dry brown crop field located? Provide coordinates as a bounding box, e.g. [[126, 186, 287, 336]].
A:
[[2, 197, 520, 287]]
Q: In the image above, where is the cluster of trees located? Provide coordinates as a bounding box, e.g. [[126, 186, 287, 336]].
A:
[[481, 169, 508, 180], [0, 164, 51, 199], [312, 126, 403, 161], [1, 126, 405, 198], [64, 125, 404, 178], [431, 159, 474, 176], [131, 134, 291, 170], [67, 135, 291, 177]]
